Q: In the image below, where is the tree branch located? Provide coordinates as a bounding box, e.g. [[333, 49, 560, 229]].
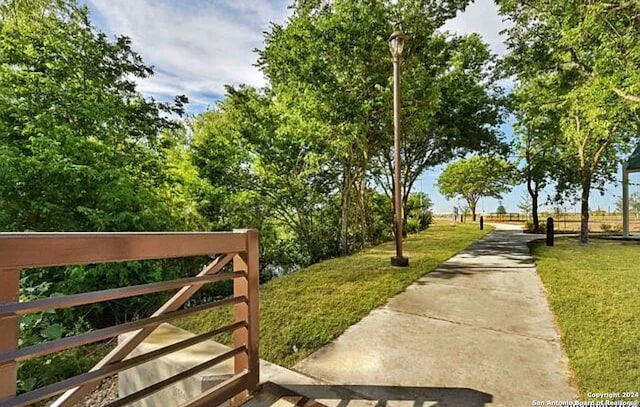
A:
[[590, 139, 611, 175], [613, 88, 640, 103]]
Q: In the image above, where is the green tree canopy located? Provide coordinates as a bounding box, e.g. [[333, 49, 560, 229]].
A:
[[498, 0, 640, 243], [438, 155, 515, 221], [0, 2, 201, 388], [510, 80, 565, 232], [0, 0, 188, 232], [190, 85, 341, 266], [256, 0, 506, 253]]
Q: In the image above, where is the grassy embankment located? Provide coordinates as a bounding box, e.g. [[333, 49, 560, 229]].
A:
[[531, 238, 640, 394], [176, 221, 492, 367]]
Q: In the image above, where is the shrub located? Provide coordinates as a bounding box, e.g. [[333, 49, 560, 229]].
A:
[[418, 210, 433, 230], [405, 217, 421, 234], [524, 221, 545, 233], [17, 277, 98, 394]]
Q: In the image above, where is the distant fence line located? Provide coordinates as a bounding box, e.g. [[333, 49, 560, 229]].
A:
[[433, 212, 640, 232], [434, 212, 631, 221]]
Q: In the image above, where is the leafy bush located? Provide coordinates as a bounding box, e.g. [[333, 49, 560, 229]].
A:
[[17, 259, 232, 395], [524, 221, 545, 233], [405, 217, 421, 234], [17, 276, 96, 394], [405, 192, 433, 234], [418, 210, 434, 230], [18, 345, 110, 394], [19, 277, 90, 346], [601, 223, 622, 233]]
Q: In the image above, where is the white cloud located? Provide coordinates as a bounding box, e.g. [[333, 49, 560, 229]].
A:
[[86, 0, 512, 112], [441, 0, 511, 56], [86, 0, 291, 107]]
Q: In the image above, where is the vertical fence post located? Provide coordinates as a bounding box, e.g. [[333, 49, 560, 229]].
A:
[[623, 166, 630, 238], [546, 217, 554, 246], [233, 230, 260, 402], [245, 229, 259, 391], [0, 269, 20, 401]]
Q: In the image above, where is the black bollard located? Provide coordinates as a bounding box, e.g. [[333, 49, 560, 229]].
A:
[[460, 214, 464, 223], [480, 216, 484, 230], [546, 217, 554, 246]]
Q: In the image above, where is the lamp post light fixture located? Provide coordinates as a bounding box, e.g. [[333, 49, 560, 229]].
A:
[[389, 30, 409, 268]]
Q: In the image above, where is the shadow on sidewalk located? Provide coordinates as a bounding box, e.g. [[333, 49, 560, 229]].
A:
[[263, 382, 493, 407]]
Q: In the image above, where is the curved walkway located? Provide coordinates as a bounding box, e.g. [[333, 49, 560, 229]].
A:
[[293, 224, 577, 406]]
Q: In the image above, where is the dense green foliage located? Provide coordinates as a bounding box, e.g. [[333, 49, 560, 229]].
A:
[[0, 0, 506, 395], [187, 0, 505, 267], [499, 0, 640, 243], [0, 0, 501, 393], [437, 155, 515, 220], [510, 83, 564, 232], [0, 0, 189, 232], [177, 222, 492, 367], [0, 0, 506, 275], [0, 0, 210, 392], [531, 238, 640, 395]]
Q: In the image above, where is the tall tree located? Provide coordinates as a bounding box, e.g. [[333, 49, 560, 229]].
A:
[[375, 32, 506, 226], [191, 85, 343, 265], [438, 155, 515, 221], [259, 0, 390, 254], [0, 0, 196, 347], [511, 80, 564, 232], [499, 0, 640, 243], [0, 0, 187, 232], [258, 0, 505, 251]]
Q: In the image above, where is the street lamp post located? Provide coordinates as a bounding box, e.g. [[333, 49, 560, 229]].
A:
[[389, 30, 409, 268]]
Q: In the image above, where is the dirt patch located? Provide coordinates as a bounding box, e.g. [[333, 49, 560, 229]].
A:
[[75, 376, 118, 407]]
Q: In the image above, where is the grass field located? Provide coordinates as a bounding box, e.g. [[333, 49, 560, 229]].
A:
[[176, 221, 492, 367], [531, 238, 640, 394], [486, 213, 640, 233], [434, 213, 640, 233]]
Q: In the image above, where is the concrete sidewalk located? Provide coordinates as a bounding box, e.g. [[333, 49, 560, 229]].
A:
[[293, 224, 577, 407]]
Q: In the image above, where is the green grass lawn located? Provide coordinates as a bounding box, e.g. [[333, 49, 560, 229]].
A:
[[176, 221, 491, 367], [531, 238, 640, 394]]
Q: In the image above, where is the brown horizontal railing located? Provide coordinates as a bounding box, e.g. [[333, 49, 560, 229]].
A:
[[0, 230, 260, 407]]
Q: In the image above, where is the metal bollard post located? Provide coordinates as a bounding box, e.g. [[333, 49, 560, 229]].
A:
[[480, 216, 484, 230], [546, 217, 554, 246], [460, 214, 464, 223]]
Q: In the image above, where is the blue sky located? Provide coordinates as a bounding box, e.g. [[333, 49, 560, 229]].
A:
[[83, 0, 291, 112], [82, 0, 631, 214]]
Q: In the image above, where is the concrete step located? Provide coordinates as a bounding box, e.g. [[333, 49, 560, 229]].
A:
[[118, 323, 377, 407], [256, 361, 378, 407], [240, 382, 329, 407]]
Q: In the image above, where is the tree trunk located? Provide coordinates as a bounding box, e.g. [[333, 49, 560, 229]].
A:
[[531, 193, 540, 232], [339, 169, 351, 254], [358, 175, 367, 249], [527, 178, 540, 232], [401, 182, 410, 238], [470, 204, 477, 222], [580, 178, 591, 244]]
